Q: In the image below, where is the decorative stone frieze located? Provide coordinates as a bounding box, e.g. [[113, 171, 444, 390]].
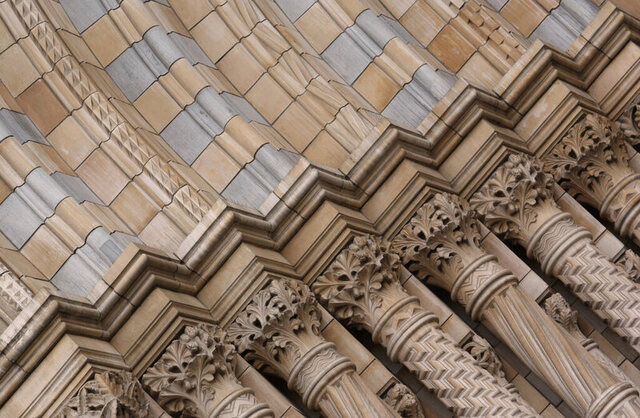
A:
[[383, 383, 425, 418], [545, 113, 640, 246], [56, 370, 149, 418], [471, 154, 640, 356], [228, 278, 398, 418], [616, 249, 640, 282], [0, 261, 33, 323], [396, 192, 640, 415], [314, 235, 537, 416], [143, 324, 272, 418], [544, 293, 636, 388]]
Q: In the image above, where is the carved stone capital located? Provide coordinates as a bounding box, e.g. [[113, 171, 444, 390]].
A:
[[470, 153, 559, 246], [228, 279, 354, 410], [57, 370, 149, 417], [312, 235, 411, 335], [545, 113, 640, 228], [143, 323, 270, 417], [383, 383, 425, 418]]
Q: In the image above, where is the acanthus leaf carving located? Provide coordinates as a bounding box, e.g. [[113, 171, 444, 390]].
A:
[[383, 383, 425, 418], [142, 323, 240, 417], [616, 250, 640, 283], [57, 370, 148, 418], [470, 154, 557, 246], [617, 103, 640, 145], [392, 193, 485, 291], [462, 335, 507, 381], [543, 293, 581, 338]]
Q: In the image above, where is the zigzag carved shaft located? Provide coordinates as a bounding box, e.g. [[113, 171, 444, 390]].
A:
[[483, 284, 626, 415], [534, 218, 640, 353], [217, 389, 274, 418], [388, 305, 538, 417]]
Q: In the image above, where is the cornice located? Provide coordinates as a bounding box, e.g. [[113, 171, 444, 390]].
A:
[[2, 2, 640, 408]]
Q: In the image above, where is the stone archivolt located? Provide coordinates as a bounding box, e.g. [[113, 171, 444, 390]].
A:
[[545, 113, 640, 245], [143, 323, 272, 418], [395, 192, 640, 415], [228, 278, 398, 418], [471, 154, 640, 356], [314, 234, 537, 416], [56, 370, 149, 418]]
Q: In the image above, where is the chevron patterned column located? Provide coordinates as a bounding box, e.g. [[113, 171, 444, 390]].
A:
[[471, 153, 640, 356], [545, 113, 640, 246], [228, 278, 399, 418], [393, 193, 639, 415], [143, 323, 273, 418], [314, 235, 538, 417]]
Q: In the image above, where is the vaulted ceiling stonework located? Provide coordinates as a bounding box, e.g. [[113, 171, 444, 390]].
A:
[[2, 0, 640, 416]]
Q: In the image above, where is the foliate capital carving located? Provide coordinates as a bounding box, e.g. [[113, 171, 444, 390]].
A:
[[462, 335, 507, 381], [470, 153, 557, 246], [57, 370, 149, 417], [228, 278, 324, 380], [544, 293, 581, 338], [313, 235, 408, 334], [383, 383, 425, 418], [392, 193, 485, 289], [544, 113, 633, 211], [142, 323, 240, 417], [616, 250, 640, 283], [618, 103, 640, 145]]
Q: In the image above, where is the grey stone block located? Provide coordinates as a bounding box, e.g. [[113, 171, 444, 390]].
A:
[[0, 193, 43, 248], [222, 92, 268, 124], [161, 111, 213, 164], [0, 110, 48, 145], [51, 253, 102, 296], [408, 65, 456, 109], [485, 0, 508, 11], [561, 0, 599, 28], [23, 168, 68, 215], [168, 32, 214, 66], [252, 144, 300, 188], [275, 0, 315, 22], [529, 11, 579, 51], [59, 0, 114, 33], [322, 32, 373, 84], [106, 46, 159, 102], [51, 172, 103, 204], [190, 87, 237, 135], [380, 15, 420, 46], [382, 88, 430, 129], [356, 10, 396, 49], [143, 26, 183, 70], [222, 169, 271, 209]]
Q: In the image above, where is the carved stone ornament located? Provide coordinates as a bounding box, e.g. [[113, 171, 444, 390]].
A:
[[143, 323, 272, 418], [618, 103, 640, 145], [228, 278, 398, 417], [462, 335, 506, 381], [56, 370, 149, 418], [470, 153, 557, 246], [616, 249, 640, 282], [383, 383, 425, 418], [391, 193, 486, 290], [545, 113, 640, 243]]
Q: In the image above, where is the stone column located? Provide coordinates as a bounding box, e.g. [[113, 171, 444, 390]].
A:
[[313, 235, 538, 417], [544, 293, 637, 388], [56, 370, 149, 417], [228, 278, 399, 418], [470, 153, 640, 355], [545, 113, 640, 246], [394, 193, 640, 415], [143, 324, 273, 418]]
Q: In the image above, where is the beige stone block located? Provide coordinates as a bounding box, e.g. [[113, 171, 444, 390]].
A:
[[457, 52, 502, 89], [23, 142, 73, 176], [353, 63, 401, 111], [21, 226, 71, 278], [191, 12, 237, 63], [428, 25, 476, 72], [619, 360, 640, 387], [192, 142, 241, 192], [589, 42, 640, 104], [147, 2, 190, 36], [138, 212, 186, 254], [83, 15, 129, 66], [133, 81, 181, 132], [400, 2, 446, 47], [198, 244, 256, 309], [593, 231, 625, 260], [0, 13, 13, 54], [217, 41, 265, 94], [359, 360, 394, 393], [16, 78, 68, 135], [245, 73, 292, 123], [0, 43, 40, 96], [541, 404, 563, 417], [76, 148, 130, 204], [303, 130, 349, 168], [589, 329, 625, 366], [273, 102, 323, 151], [170, 0, 214, 29], [238, 366, 295, 417], [501, 0, 547, 37], [556, 193, 606, 239], [0, 247, 45, 279], [295, 3, 342, 53], [47, 115, 98, 170], [111, 181, 160, 234], [518, 270, 549, 302], [440, 314, 472, 345]]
